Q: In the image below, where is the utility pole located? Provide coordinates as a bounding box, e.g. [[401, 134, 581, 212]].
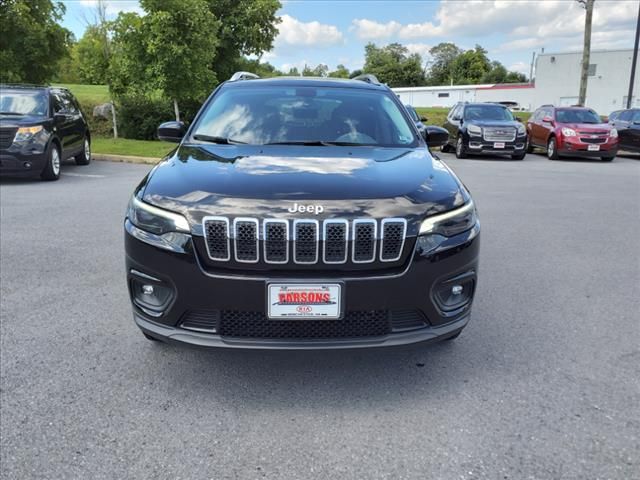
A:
[[578, 0, 594, 106], [627, 1, 640, 108], [529, 51, 536, 83]]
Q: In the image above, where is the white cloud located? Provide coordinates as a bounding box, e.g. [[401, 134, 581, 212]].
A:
[[508, 61, 531, 75], [405, 43, 432, 59], [350, 19, 401, 40], [78, 0, 142, 16], [276, 14, 343, 47]]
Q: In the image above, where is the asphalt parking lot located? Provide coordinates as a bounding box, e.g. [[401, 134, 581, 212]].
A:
[[1, 152, 639, 479]]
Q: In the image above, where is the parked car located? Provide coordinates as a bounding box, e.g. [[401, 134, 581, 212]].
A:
[[526, 105, 618, 161], [442, 102, 527, 160], [609, 108, 640, 153], [404, 104, 449, 155], [124, 73, 479, 349], [405, 104, 427, 134], [0, 84, 91, 180]]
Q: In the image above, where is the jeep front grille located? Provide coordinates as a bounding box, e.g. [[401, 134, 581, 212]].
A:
[[202, 217, 408, 265], [483, 127, 516, 142]]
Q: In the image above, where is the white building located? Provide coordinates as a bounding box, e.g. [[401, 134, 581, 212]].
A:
[[392, 48, 639, 116]]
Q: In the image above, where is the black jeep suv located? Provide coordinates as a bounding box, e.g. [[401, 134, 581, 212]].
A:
[[0, 85, 91, 180], [443, 102, 527, 160], [125, 73, 480, 349]]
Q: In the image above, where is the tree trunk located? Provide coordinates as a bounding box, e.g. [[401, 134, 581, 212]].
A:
[[111, 101, 118, 139], [578, 0, 594, 106], [173, 99, 180, 123]]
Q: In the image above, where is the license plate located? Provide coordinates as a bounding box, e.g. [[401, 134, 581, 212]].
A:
[[494, 142, 505, 149], [268, 283, 341, 319], [588, 144, 600, 151]]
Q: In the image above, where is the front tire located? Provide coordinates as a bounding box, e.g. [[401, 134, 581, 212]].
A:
[[526, 137, 534, 153], [547, 137, 559, 160], [41, 143, 61, 181], [75, 136, 91, 165], [511, 152, 526, 160], [441, 143, 452, 153], [601, 155, 615, 162], [455, 136, 468, 159]]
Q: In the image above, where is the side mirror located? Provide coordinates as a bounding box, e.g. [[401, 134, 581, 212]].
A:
[[423, 125, 449, 149], [157, 121, 186, 143], [419, 116, 428, 122], [542, 116, 554, 125], [452, 115, 462, 122], [515, 116, 522, 122]]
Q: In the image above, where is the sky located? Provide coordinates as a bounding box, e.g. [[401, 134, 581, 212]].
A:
[[60, 0, 640, 78]]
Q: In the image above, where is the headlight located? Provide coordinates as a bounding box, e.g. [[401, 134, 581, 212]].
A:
[[516, 124, 526, 135], [467, 124, 482, 136], [127, 196, 190, 235], [561, 128, 577, 137], [419, 200, 477, 237], [609, 128, 618, 138], [13, 125, 44, 142]]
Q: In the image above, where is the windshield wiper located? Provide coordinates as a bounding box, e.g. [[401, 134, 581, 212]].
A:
[[264, 140, 376, 146], [0, 111, 24, 115], [192, 134, 246, 144]]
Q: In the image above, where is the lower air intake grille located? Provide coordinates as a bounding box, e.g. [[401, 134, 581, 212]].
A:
[[219, 310, 390, 339], [180, 310, 220, 332], [390, 309, 428, 331]]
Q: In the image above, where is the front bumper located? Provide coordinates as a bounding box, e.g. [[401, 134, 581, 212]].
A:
[[559, 137, 618, 157], [0, 150, 47, 177], [125, 222, 480, 350]]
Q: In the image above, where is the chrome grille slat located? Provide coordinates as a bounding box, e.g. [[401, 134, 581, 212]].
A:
[[483, 127, 516, 142], [203, 217, 406, 265], [323, 220, 348, 264], [352, 219, 377, 264], [233, 218, 259, 263], [264, 219, 289, 264], [294, 220, 319, 264], [380, 218, 407, 262], [203, 216, 230, 261]]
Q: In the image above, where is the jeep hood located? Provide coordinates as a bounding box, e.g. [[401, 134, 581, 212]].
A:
[[141, 144, 469, 233]]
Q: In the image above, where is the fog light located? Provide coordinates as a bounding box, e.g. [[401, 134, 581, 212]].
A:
[[142, 285, 154, 295], [433, 274, 475, 313], [130, 276, 173, 316]]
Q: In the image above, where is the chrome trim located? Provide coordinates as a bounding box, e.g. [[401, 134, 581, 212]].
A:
[[129, 269, 162, 282], [263, 219, 289, 264], [323, 219, 349, 264], [180, 324, 218, 333], [202, 216, 231, 261], [352, 219, 377, 264], [233, 217, 259, 264], [130, 196, 190, 233], [293, 219, 320, 265], [380, 218, 408, 262]]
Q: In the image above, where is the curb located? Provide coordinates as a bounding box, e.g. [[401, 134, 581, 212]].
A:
[[93, 153, 161, 165]]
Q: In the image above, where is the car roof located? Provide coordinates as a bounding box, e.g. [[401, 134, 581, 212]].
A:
[[221, 76, 388, 91], [0, 84, 49, 92], [461, 102, 507, 108]]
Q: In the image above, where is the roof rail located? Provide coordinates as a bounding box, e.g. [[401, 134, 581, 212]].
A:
[[352, 73, 380, 85], [229, 71, 260, 82], [540, 104, 554, 107], [0, 83, 49, 89]]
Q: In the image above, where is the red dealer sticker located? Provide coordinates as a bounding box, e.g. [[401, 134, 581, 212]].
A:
[[268, 284, 341, 319]]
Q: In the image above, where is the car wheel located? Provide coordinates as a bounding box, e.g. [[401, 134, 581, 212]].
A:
[[455, 136, 467, 159], [601, 155, 615, 162], [441, 143, 452, 153], [547, 137, 559, 160], [41, 143, 61, 181], [75, 136, 91, 165], [511, 152, 526, 160]]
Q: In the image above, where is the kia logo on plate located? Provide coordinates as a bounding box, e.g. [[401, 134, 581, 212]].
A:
[[297, 306, 313, 313]]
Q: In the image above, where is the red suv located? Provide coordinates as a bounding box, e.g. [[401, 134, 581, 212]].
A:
[[526, 105, 618, 161]]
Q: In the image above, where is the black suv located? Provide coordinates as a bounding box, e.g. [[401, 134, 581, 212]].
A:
[[125, 73, 480, 349], [443, 102, 527, 160], [0, 85, 91, 180], [609, 108, 640, 153]]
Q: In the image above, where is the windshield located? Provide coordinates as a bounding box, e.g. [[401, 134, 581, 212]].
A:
[[631, 110, 640, 123], [405, 105, 419, 122], [464, 105, 514, 121], [555, 109, 601, 124], [0, 90, 48, 116], [192, 85, 417, 147]]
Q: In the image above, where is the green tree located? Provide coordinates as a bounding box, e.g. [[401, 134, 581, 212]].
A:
[[450, 45, 491, 84], [0, 0, 73, 83], [287, 67, 300, 76], [425, 42, 462, 86], [205, 0, 281, 81], [75, 25, 110, 84], [302, 64, 328, 77], [363, 43, 424, 87], [110, 0, 219, 121], [329, 64, 350, 78], [235, 57, 283, 78]]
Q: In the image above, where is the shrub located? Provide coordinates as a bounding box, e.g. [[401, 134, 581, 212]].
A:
[[116, 95, 202, 140]]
